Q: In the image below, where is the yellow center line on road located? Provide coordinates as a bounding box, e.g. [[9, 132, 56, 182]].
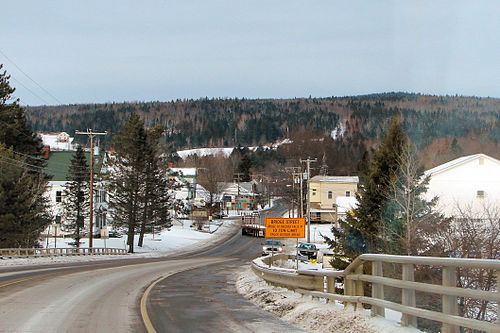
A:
[[0, 275, 41, 289], [140, 258, 234, 333]]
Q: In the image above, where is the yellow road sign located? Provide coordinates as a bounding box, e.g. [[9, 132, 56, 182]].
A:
[[265, 218, 306, 239]]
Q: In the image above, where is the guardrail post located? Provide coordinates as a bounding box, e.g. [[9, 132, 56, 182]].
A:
[[401, 263, 417, 327], [354, 264, 364, 311], [371, 261, 385, 317], [326, 276, 336, 296], [344, 276, 354, 309], [442, 266, 459, 333], [497, 270, 500, 325]]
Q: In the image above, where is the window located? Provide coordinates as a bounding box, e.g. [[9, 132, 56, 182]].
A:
[[55, 216, 61, 224], [96, 190, 107, 203], [346, 191, 351, 197], [328, 191, 332, 199], [312, 189, 316, 196], [477, 190, 485, 198], [56, 191, 62, 202]]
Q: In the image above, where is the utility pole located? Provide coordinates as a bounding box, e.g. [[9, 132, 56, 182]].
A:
[[234, 172, 244, 213], [285, 166, 301, 218], [75, 129, 107, 249], [300, 158, 317, 243]]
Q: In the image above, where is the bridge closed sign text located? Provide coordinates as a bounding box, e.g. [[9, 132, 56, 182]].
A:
[[265, 218, 306, 239]]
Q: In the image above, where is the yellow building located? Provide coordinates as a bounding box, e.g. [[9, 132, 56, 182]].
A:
[[309, 176, 359, 226]]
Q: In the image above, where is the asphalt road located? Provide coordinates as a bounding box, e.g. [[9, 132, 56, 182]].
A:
[[0, 202, 304, 332]]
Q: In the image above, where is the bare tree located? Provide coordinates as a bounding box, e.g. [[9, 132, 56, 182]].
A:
[[381, 144, 450, 255], [444, 203, 500, 323], [197, 154, 232, 215]]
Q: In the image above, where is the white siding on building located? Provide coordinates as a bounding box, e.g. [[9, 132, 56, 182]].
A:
[[423, 154, 500, 216]]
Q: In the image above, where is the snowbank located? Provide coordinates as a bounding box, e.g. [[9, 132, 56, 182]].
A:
[[236, 266, 421, 333]]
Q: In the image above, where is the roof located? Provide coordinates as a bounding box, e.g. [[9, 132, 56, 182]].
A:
[[170, 168, 197, 177], [45, 151, 103, 181], [310, 175, 359, 183], [424, 153, 500, 177]]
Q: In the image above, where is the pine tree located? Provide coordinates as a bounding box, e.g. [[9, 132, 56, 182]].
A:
[[63, 145, 90, 247], [107, 114, 147, 253], [380, 143, 449, 255], [326, 117, 406, 269], [137, 126, 178, 247], [0, 66, 51, 248], [0, 65, 45, 162], [0, 147, 51, 247], [237, 154, 252, 182]]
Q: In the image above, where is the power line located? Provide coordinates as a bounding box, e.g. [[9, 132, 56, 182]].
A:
[[0, 49, 62, 104], [10, 77, 50, 105]]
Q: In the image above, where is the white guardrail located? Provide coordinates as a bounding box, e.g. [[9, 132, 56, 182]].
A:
[[0, 247, 127, 258], [252, 254, 500, 333]]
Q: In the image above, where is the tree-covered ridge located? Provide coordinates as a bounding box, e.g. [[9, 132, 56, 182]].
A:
[[26, 93, 499, 154]]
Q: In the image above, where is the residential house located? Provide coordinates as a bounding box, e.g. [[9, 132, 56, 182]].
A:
[[170, 167, 198, 202], [220, 180, 263, 211], [39, 132, 77, 151], [308, 175, 359, 226], [423, 153, 500, 217], [44, 150, 104, 236]]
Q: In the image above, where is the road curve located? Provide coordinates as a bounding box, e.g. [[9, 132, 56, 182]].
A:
[[0, 202, 303, 332], [0, 257, 231, 332]]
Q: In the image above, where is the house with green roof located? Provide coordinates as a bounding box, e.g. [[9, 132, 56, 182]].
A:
[[45, 150, 106, 237]]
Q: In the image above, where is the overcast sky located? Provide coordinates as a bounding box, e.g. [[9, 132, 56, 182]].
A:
[[1, 1, 499, 106]]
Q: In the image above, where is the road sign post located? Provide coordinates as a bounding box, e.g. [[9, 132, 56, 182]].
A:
[[265, 218, 306, 270], [265, 218, 306, 239]]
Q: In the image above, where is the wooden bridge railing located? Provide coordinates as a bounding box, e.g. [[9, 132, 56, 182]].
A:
[[0, 247, 127, 258], [252, 254, 500, 332]]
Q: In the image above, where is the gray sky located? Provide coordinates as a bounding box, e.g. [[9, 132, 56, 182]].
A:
[[1, 1, 499, 106]]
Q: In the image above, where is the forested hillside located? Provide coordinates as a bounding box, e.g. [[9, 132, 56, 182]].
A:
[[26, 92, 500, 171]]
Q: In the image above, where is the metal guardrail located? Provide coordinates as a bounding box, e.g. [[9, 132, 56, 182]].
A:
[[252, 253, 500, 333], [0, 247, 127, 258]]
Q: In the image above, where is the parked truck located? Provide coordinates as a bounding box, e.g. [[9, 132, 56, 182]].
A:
[[241, 212, 265, 237]]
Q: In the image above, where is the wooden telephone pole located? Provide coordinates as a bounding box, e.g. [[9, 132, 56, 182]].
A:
[[300, 158, 317, 243], [233, 172, 245, 212], [75, 129, 107, 249]]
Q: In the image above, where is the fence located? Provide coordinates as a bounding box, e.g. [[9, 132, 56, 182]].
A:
[[252, 254, 500, 333], [0, 247, 127, 258]]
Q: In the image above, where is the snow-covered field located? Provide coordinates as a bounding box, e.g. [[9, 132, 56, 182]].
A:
[[236, 266, 421, 333], [0, 219, 238, 267]]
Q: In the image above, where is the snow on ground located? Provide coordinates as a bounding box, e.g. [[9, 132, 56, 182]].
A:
[[176, 147, 235, 159], [0, 219, 239, 267], [236, 266, 421, 333], [176, 143, 286, 160]]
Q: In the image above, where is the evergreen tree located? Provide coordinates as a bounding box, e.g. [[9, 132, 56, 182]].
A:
[[237, 154, 252, 182], [0, 65, 45, 162], [0, 66, 51, 248], [107, 114, 147, 253], [326, 118, 406, 269], [380, 144, 449, 255], [0, 147, 51, 247], [63, 145, 90, 247], [137, 126, 178, 247]]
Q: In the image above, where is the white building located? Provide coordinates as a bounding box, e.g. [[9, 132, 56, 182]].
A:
[[39, 132, 76, 151], [44, 150, 105, 236], [423, 153, 500, 217]]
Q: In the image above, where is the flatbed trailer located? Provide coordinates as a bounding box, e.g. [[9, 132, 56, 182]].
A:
[[241, 214, 265, 237]]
